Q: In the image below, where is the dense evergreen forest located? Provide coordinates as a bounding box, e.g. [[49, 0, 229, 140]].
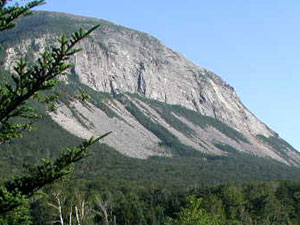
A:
[[1, 1, 300, 224], [2, 115, 300, 224], [23, 179, 300, 224]]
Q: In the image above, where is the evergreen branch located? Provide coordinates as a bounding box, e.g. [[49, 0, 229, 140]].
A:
[[0, 1, 45, 31], [0, 25, 100, 143], [0, 132, 111, 214]]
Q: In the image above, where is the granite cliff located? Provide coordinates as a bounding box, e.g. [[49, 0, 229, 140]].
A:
[[2, 11, 299, 166]]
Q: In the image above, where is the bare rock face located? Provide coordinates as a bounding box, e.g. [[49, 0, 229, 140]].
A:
[[2, 11, 300, 165], [67, 27, 273, 139]]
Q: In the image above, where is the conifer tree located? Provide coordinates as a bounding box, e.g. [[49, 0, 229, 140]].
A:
[[0, 0, 109, 221]]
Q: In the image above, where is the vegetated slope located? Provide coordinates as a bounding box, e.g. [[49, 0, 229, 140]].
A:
[[1, 10, 300, 167], [1, 78, 300, 186], [1, 108, 300, 187]]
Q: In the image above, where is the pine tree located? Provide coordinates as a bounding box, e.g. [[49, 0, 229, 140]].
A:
[[0, 0, 109, 222]]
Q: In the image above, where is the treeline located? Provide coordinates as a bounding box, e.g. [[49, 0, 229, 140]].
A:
[[2, 81, 300, 224], [22, 180, 300, 224]]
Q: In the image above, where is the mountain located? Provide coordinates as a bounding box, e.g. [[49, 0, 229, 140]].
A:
[[1, 11, 300, 183]]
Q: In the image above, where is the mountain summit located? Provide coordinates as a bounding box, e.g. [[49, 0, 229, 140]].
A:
[[2, 11, 300, 166]]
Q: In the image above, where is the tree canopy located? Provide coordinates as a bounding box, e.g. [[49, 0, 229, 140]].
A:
[[0, 0, 108, 223]]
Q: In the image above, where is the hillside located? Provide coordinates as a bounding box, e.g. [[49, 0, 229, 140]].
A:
[[1, 10, 300, 183]]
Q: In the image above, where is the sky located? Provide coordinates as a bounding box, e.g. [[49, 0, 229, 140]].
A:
[[37, 0, 300, 150]]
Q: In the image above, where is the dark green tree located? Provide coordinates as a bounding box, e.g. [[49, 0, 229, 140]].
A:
[[0, 0, 109, 222], [166, 196, 224, 225]]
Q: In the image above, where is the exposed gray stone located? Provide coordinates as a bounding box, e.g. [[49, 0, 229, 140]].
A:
[[3, 11, 300, 165]]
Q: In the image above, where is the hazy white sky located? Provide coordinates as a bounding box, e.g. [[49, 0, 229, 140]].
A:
[[38, 0, 300, 150]]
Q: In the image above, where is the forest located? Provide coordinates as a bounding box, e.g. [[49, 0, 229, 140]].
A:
[[1, 1, 300, 224], [6, 178, 300, 224]]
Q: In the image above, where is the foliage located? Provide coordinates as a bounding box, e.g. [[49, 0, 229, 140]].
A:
[[257, 135, 297, 163], [117, 94, 220, 157], [24, 180, 300, 224], [131, 93, 249, 144], [214, 143, 238, 153], [0, 134, 110, 214], [123, 98, 204, 157], [2, 110, 300, 188], [1, 3, 300, 225], [0, 23, 99, 143], [67, 76, 121, 119], [0, 0, 109, 223], [0, 11, 93, 47], [166, 196, 224, 225], [0, 201, 32, 225]]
